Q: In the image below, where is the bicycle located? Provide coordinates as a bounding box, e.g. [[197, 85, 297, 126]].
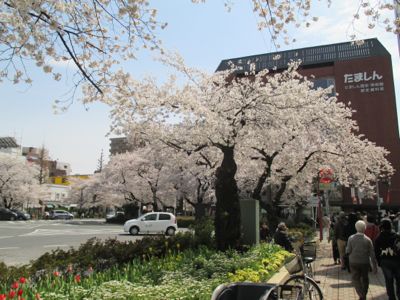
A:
[[211, 241, 322, 300], [274, 241, 323, 300]]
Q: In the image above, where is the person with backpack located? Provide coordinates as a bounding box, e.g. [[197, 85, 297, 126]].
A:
[[374, 219, 400, 300]]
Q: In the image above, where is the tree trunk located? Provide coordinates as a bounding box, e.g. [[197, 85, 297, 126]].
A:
[[152, 191, 158, 211], [214, 146, 241, 251], [194, 202, 206, 220]]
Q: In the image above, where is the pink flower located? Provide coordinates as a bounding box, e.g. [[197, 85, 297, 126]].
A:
[[53, 271, 60, 277]]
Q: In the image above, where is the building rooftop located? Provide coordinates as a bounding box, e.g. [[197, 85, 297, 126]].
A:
[[0, 137, 19, 148], [216, 38, 390, 74]]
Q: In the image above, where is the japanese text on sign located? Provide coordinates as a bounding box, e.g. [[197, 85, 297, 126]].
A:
[[343, 70, 384, 93], [344, 71, 383, 83]]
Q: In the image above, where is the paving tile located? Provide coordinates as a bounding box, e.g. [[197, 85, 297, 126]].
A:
[[312, 240, 388, 300]]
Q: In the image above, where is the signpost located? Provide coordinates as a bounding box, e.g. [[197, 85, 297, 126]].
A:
[[317, 168, 335, 241]]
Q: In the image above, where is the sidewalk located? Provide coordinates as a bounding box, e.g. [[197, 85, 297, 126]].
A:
[[313, 239, 387, 300]]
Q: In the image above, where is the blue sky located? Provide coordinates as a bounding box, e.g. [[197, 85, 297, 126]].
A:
[[1, 1, 399, 174]]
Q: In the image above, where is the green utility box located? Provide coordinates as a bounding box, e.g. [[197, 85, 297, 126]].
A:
[[240, 199, 260, 246]]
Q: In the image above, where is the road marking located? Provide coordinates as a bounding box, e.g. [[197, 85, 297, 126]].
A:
[[0, 247, 19, 250], [20, 228, 122, 237], [0, 235, 14, 239], [43, 244, 69, 248]]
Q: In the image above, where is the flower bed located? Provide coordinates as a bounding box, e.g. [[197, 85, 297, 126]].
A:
[[0, 243, 291, 300]]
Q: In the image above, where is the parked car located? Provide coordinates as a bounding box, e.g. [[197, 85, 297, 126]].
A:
[[106, 211, 127, 224], [0, 208, 18, 221], [50, 210, 74, 220], [10, 209, 31, 220], [124, 212, 177, 236]]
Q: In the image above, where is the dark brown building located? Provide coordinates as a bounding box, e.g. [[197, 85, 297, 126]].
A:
[[217, 38, 400, 209]]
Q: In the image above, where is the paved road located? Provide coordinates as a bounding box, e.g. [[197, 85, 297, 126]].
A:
[[0, 219, 141, 266]]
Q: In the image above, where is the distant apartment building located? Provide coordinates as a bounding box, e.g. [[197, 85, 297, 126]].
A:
[[0, 137, 21, 156], [109, 137, 132, 155], [109, 135, 145, 156], [46, 175, 91, 207], [22, 146, 71, 177]]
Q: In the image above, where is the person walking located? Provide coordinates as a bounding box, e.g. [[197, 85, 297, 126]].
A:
[[322, 214, 331, 241], [364, 214, 380, 243], [346, 220, 378, 300], [329, 221, 340, 264], [260, 222, 270, 242], [374, 219, 400, 300], [334, 212, 348, 269], [273, 222, 293, 252]]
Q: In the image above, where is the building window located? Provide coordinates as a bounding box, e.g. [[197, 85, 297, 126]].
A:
[[312, 77, 336, 97]]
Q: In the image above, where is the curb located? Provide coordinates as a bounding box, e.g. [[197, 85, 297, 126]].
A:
[[267, 265, 291, 285]]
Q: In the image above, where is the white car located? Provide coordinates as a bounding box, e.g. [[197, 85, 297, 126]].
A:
[[50, 210, 74, 220], [124, 212, 177, 236]]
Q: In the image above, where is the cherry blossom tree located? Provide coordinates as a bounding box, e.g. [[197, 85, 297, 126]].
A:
[[0, 0, 165, 105], [67, 174, 118, 209], [1, 0, 398, 101], [0, 153, 48, 209], [94, 145, 177, 211], [84, 55, 393, 250], [237, 121, 393, 227], [170, 147, 219, 220], [246, 0, 399, 47]]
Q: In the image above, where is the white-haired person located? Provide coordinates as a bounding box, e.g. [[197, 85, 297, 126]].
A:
[[346, 220, 378, 300]]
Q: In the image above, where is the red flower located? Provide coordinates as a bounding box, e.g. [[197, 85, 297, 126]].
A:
[[8, 290, 16, 299], [74, 274, 81, 283], [19, 277, 26, 284], [17, 289, 23, 296], [53, 271, 60, 277], [0, 294, 6, 300], [10, 282, 18, 289]]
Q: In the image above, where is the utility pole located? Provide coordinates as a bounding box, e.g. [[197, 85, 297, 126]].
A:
[[376, 178, 381, 212]]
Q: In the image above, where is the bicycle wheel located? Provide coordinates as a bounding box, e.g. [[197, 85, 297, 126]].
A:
[[280, 274, 323, 300]]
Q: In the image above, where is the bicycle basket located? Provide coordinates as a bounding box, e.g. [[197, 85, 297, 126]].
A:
[[302, 243, 316, 259], [285, 256, 302, 274]]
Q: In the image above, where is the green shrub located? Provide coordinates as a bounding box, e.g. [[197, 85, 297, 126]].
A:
[[191, 217, 215, 248], [289, 223, 315, 241], [177, 216, 196, 228], [0, 232, 200, 284], [30, 243, 290, 299]]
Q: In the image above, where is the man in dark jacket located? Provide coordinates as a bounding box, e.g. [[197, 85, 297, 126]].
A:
[[335, 212, 348, 269], [273, 222, 293, 252], [375, 219, 400, 300]]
